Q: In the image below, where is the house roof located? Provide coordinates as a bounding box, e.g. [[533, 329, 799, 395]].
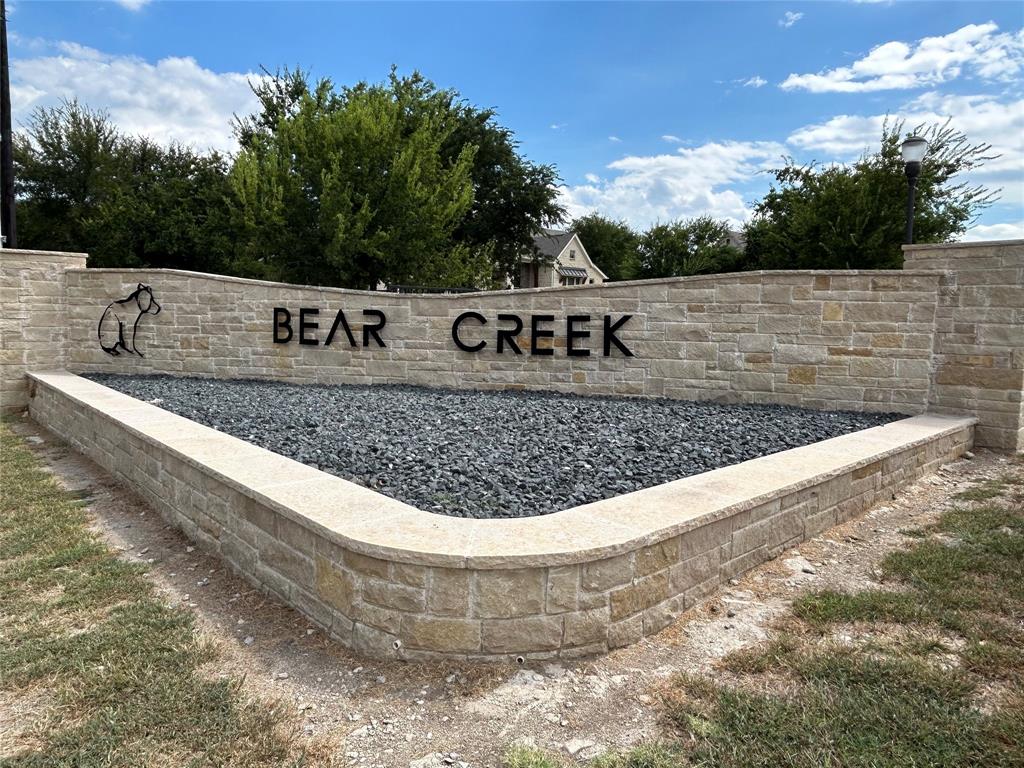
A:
[[525, 227, 609, 281], [531, 228, 574, 259]]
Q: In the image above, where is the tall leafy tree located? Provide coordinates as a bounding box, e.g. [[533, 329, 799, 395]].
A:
[[234, 68, 566, 286], [744, 120, 997, 270], [94, 138, 236, 271], [637, 215, 744, 279], [14, 99, 235, 271], [229, 75, 483, 288], [14, 99, 121, 255], [571, 213, 639, 281]]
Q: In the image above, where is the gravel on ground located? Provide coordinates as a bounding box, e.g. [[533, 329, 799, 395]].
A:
[[86, 374, 901, 519]]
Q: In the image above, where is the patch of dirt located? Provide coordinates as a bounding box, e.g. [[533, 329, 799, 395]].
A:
[[0, 685, 54, 760], [8, 413, 1015, 767]]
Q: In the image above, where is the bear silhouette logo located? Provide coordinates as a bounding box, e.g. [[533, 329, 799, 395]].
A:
[[98, 283, 162, 357]]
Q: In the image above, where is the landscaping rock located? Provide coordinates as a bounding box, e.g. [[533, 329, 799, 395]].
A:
[[87, 374, 899, 519]]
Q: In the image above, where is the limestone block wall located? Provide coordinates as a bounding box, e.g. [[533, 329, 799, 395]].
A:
[[63, 268, 942, 414], [2, 242, 1021, 447], [903, 240, 1024, 452], [28, 371, 975, 660], [0, 249, 88, 413]]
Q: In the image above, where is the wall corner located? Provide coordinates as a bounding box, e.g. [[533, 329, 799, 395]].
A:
[[904, 240, 1024, 452], [0, 248, 89, 414]]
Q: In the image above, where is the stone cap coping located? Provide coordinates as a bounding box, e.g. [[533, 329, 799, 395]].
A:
[[903, 239, 1024, 251], [1, 248, 89, 261], [65, 266, 947, 299], [29, 371, 976, 569]]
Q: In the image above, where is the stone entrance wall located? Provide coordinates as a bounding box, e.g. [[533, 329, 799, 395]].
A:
[[61, 267, 942, 415], [2, 240, 1022, 450]]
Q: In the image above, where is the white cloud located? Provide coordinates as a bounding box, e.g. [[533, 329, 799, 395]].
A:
[[661, 134, 683, 143], [550, 122, 567, 130], [781, 23, 1024, 93], [10, 41, 260, 154], [962, 220, 1024, 241], [113, 0, 152, 10], [787, 113, 886, 156], [787, 92, 1024, 203], [608, 135, 622, 142], [560, 140, 785, 229], [743, 76, 767, 88], [564, 86, 1023, 231], [779, 11, 804, 29]]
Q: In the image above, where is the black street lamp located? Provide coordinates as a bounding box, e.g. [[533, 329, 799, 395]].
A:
[[900, 135, 928, 244]]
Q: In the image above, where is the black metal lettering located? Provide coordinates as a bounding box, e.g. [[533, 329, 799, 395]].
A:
[[362, 309, 387, 348], [325, 309, 357, 347], [273, 307, 292, 344], [531, 314, 555, 356], [299, 308, 319, 346], [496, 313, 523, 355], [451, 311, 487, 352], [603, 314, 634, 357], [566, 314, 591, 357]]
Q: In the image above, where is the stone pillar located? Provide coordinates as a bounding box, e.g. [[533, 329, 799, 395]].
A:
[[0, 248, 88, 413], [903, 240, 1024, 452]]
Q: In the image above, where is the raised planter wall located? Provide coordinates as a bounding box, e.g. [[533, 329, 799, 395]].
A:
[[28, 371, 975, 660]]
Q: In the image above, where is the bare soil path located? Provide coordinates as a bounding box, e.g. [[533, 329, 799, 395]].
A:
[[9, 415, 1011, 767]]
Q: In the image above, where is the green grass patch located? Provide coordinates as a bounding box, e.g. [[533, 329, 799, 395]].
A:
[[793, 588, 926, 626], [898, 527, 927, 538], [503, 745, 561, 768], [793, 495, 1024, 667], [587, 465, 1024, 767], [592, 744, 684, 768], [953, 477, 1007, 501], [0, 423, 310, 767], [664, 652, 1010, 767]]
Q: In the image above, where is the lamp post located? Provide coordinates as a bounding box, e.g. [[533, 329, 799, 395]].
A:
[[900, 135, 928, 245], [0, 0, 14, 248]]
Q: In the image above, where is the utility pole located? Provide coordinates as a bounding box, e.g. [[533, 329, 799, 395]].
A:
[[0, 0, 16, 249]]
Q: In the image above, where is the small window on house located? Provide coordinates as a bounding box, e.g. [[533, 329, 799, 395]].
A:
[[570, 249, 576, 260]]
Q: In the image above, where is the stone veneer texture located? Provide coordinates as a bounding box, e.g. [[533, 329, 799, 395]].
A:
[[28, 371, 974, 660], [0, 249, 88, 411], [3, 242, 1021, 448], [65, 268, 943, 412], [903, 241, 1024, 451]]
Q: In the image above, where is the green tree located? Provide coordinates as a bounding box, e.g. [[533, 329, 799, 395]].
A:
[[637, 215, 745, 279], [744, 120, 997, 270], [229, 75, 483, 288], [570, 213, 639, 281], [234, 68, 565, 286], [14, 100, 121, 255], [14, 99, 236, 271], [92, 139, 236, 271]]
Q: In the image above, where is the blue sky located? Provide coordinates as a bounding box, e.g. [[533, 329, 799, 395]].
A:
[[8, 1, 1024, 238]]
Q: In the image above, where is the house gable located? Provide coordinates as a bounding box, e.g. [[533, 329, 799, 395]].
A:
[[554, 234, 608, 283]]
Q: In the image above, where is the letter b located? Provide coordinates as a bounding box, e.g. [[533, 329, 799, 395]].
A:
[[273, 307, 293, 343]]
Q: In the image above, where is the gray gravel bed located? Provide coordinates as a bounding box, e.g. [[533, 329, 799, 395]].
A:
[[85, 374, 902, 519]]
